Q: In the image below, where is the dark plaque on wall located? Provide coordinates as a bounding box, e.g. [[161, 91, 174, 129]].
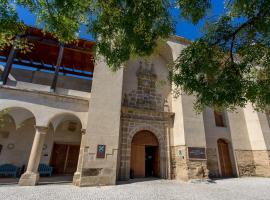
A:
[[188, 147, 206, 160], [96, 144, 106, 158]]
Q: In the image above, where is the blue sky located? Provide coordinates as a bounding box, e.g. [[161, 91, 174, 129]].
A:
[[16, 1, 225, 41]]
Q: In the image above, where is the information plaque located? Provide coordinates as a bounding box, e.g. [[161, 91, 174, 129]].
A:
[[96, 144, 106, 158], [188, 147, 206, 160]]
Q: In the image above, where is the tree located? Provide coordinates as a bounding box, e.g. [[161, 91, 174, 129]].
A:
[[173, 0, 270, 112], [0, 0, 270, 112]]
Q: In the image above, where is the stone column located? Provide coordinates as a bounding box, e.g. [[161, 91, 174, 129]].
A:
[[73, 129, 86, 185], [19, 126, 48, 186]]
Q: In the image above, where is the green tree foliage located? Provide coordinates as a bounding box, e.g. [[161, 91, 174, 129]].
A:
[[0, 0, 270, 111], [0, 0, 174, 70], [173, 0, 270, 111]]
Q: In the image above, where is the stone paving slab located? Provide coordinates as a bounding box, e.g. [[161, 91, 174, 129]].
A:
[[0, 177, 270, 200]]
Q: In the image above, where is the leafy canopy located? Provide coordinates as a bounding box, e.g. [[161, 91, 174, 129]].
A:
[[0, 0, 270, 111], [172, 0, 270, 111]]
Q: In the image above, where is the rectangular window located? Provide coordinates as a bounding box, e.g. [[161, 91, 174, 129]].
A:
[[214, 110, 226, 127]]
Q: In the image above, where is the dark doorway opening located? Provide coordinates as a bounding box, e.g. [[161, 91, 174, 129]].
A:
[[145, 146, 159, 177]]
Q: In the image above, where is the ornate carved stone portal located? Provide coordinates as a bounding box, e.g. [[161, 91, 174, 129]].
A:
[[119, 61, 174, 180]]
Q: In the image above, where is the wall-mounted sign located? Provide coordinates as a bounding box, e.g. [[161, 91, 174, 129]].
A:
[[188, 147, 206, 160], [178, 149, 185, 156], [96, 144, 106, 158]]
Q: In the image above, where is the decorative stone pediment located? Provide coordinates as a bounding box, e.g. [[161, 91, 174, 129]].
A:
[[123, 61, 163, 111]]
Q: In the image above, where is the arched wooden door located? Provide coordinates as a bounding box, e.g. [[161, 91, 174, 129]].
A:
[[218, 139, 233, 177], [131, 131, 160, 178]]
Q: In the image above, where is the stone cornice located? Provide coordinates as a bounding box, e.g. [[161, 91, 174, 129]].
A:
[[0, 85, 90, 104], [121, 106, 174, 122]]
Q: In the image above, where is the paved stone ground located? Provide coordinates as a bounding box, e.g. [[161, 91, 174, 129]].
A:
[[0, 177, 270, 200]]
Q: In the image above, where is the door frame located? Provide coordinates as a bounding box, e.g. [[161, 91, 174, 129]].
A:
[[217, 139, 234, 177], [130, 131, 160, 178], [50, 142, 80, 175]]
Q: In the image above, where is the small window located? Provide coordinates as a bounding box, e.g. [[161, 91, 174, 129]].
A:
[[214, 110, 226, 127]]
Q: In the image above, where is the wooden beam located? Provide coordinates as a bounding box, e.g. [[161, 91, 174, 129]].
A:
[[50, 44, 64, 92], [0, 57, 93, 78], [25, 35, 94, 53], [0, 39, 18, 85]]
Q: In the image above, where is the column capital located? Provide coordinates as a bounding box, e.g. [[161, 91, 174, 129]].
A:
[[35, 126, 48, 133]]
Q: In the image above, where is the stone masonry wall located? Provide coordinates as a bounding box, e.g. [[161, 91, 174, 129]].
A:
[[253, 150, 270, 177], [118, 107, 173, 180], [206, 148, 220, 178], [123, 61, 164, 111], [171, 146, 208, 181], [234, 150, 256, 176], [119, 61, 173, 180]]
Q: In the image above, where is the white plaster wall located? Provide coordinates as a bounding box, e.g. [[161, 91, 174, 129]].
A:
[[0, 87, 89, 129], [0, 116, 35, 166], [181, 95, 206, 147], [243, 104, 270, 150], [203, 107, 232, 148], [227, 108, 252, 150], [0, 115, 82, 167], [166, 39, 197, 147], [9, 68, 92, 92], [257, 112, 270, 149]]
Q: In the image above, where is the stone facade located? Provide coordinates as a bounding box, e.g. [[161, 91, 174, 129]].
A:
[[123, 61, 163, 111], [1, 37, 270, 187], [206, 148, 220, 178], [171, 146, 208, 181], [234, 150, 256, 176], [119, 61, 173, 180]]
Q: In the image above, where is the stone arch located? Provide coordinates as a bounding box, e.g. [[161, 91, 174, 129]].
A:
[[0, 107, 36, 129], [0, 107, 36, 166], [46, 112, 83, 131], [44, 112, 84, 175], [124, 124, 167, 180], [127, 124, 165, 148]]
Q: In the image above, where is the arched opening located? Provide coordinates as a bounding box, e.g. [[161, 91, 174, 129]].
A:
[[46, 113, 82, 175], [0, 107, 36, 169], [130, 130, 160, 178], [217, 139, 233, 177]]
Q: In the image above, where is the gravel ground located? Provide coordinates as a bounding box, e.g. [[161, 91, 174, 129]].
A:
[[0, 177, 270, 200]]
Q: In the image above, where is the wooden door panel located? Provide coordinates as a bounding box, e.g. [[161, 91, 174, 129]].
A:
[[131, 144, 145, 178], [65, 145, 80, 174], [50, 144, 68, 174], [218, 140, 233, 177]]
